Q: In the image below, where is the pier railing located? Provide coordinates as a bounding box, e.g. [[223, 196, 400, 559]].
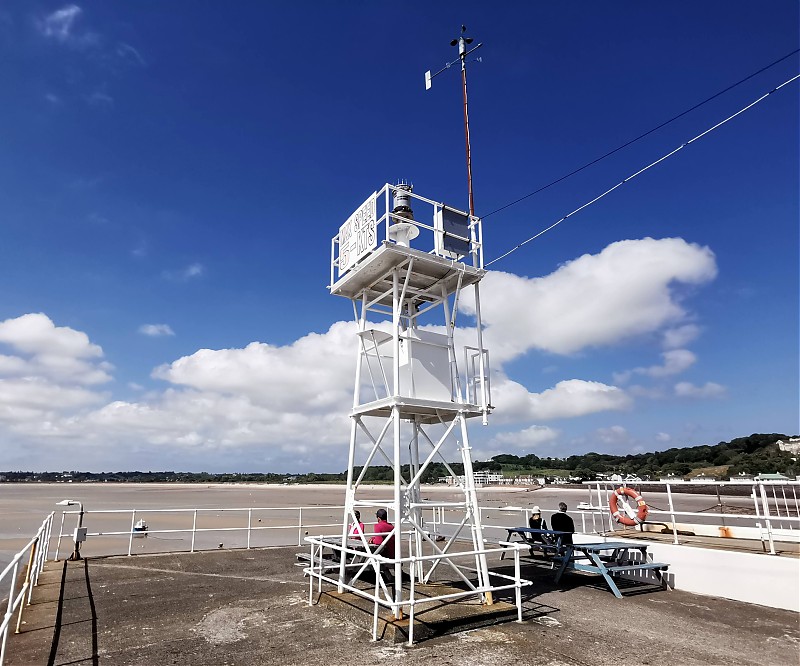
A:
[[50, 480, 800, 564], [430, 481, 800, 555], [53, 505, 346, 561], [0, 512, 53, 666]]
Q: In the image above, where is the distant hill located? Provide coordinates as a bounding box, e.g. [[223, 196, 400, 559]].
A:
[[487, 433, 798, 481]]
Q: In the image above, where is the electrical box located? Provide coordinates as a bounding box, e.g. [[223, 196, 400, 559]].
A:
[[360, 329, 453, 403], [73, 527, 88, 543]]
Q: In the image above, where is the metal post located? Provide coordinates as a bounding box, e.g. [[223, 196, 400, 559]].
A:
[[14, 539, 37, 634], [459, 38, 475, 217], [247, 509, 252, 549], [666, 483, 679, 545], [128, 510, 136, 557], [759, 483, 777, 554]]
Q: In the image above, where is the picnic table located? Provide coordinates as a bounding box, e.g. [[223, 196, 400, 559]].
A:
[[501, 527, 570, 560], [553, 541, 669, 598]]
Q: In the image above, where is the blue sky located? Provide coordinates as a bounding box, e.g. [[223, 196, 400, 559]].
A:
[[0, 2, 797, 473]]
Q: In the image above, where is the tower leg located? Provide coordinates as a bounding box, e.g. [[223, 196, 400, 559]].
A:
[[459, 415, 493, 604]]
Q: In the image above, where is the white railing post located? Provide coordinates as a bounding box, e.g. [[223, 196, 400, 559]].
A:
[[665, 483, 679, 545], [128, 511, 136, 557], [758, 483, 777, 555], [191, 510, 197, 553], [0, 560, 19, 665], [247, 509, 252, 549], [54, 511, 66, 561], [298, 508, 303, 546]]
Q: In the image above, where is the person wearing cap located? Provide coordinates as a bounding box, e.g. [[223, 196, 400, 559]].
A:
[[527, 506, 548, 556]]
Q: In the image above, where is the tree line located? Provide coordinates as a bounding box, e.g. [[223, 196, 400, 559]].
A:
[[1, 433, 795, 483]]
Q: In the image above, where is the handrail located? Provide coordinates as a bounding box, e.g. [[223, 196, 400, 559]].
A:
[[0, 512, 53, 666]]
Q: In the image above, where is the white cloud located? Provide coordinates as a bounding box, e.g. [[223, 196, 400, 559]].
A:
[[655, 432, 672, 443], [464, 238, 717, 360], [139, 324, 175, 337], [663, 324, 701, 349], [490, 425, 559, 449], [44, 93, 62, 105], [595, 425, 631, 445], [674, 381, 726, 399], [36, 4, 97, 48], [0, 315, 112, 432], [0, 313, 102, 360], [163, 263, 205, 281], [0, 236, 722, 471], [493, 377, 632, 421], [614, 349, 697, 384], [37, 4, 81, 41]]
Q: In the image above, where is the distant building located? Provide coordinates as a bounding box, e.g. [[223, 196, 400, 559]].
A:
[[729, 473, 754, 483], [777, 438, 800, 455], [754, 472, 791, 482], [690, 474, 716, 483]]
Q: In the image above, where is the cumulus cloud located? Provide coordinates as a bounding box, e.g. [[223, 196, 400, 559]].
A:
[[655, 432, 672, 443], [595, 425, 631, 445], [464, 237, 716, 360], [614, 349, 697, 384], [490, 425, 559, 449], [0, 236, 722, 470], [139, 324, 175, 337], [492, 377, 632, 421], [0, 314, 111, 433], [662, 324, 701, 350], [674, 381, 726, 399]]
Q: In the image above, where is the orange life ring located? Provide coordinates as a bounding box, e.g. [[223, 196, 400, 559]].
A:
[[609, 486, 649, 526]]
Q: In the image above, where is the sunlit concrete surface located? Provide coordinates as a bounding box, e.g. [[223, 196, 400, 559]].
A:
[[6, 547, 799, 666]]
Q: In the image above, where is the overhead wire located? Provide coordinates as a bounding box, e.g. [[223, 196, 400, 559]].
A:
[[486, 73, 800, 267], [481, 48, 800, 220]]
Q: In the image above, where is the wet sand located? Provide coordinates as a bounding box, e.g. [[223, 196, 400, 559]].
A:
[[0, 482, 584, 571], [0, 482, 758, 572]]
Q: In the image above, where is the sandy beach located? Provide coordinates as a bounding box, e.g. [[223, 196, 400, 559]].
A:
[[0, 482, 590, 571]]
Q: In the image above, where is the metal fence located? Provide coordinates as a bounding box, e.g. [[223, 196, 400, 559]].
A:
[[53, 505, 345, 561], [426, 481, 800, 555], [0, 512, 53, 666]]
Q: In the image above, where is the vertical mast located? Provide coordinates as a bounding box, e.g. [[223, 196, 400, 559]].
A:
[[454, 27, 476, 216]]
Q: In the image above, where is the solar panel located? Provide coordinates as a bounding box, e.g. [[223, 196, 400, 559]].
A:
[[435, 206, 471, 259]]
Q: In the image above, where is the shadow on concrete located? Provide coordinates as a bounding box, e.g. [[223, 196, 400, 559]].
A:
[[45, 559, 99, 666]]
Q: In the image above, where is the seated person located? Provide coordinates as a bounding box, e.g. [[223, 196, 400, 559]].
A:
[[527, 506, 549, 556], [348, 510, 365, 539], [369, 509, 395, 558], [369, 509, 396, 585], [550, 502, 575, 546]]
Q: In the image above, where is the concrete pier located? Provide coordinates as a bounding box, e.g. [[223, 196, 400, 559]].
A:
[[6, 547, 799, 665]]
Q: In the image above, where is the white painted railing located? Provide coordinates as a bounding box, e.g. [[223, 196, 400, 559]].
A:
[[303, 534, 530, 644], [53, 505, 345, 561], [426, 481, 800, 555], [0, 512, 53, 666]]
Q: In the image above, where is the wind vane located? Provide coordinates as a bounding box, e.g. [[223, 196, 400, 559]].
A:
[[425, 26, 483, 217]]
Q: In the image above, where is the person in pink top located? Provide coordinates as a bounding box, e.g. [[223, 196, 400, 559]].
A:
[[348, 510, 365, 539], [369, 509, 395, 558]]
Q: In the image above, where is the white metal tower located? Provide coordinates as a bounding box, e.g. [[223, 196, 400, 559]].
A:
[[328, 182, 499, 617]]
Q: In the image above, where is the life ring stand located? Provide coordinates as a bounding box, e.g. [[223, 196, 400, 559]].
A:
[[609, 486, 649, 526]]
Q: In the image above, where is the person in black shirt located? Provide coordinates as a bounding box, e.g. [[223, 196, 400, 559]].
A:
[[526, 506, 548, 556], [550, 502, 575, 546]]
